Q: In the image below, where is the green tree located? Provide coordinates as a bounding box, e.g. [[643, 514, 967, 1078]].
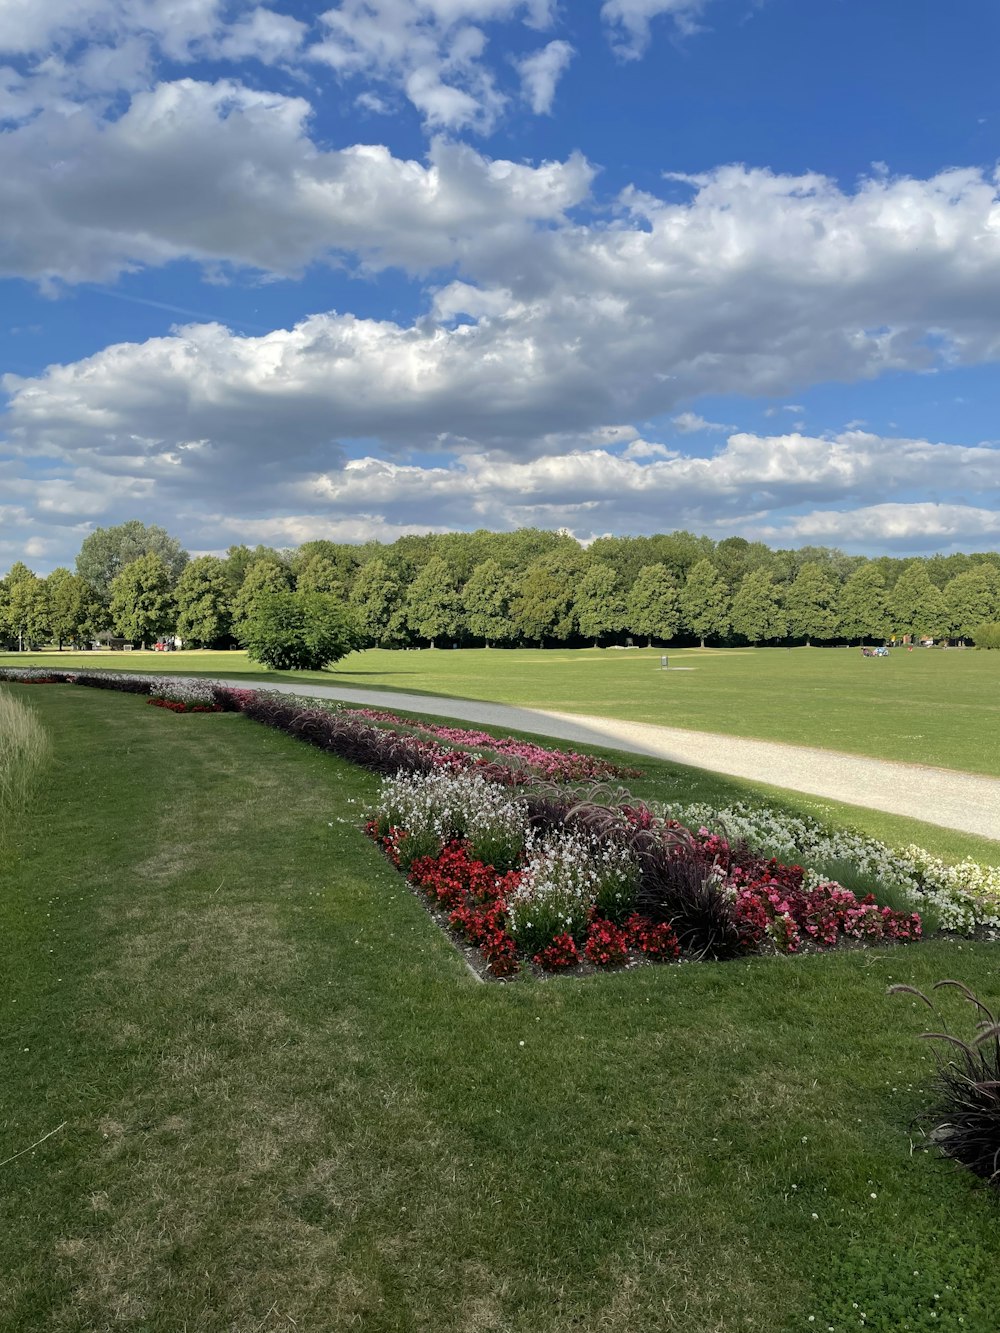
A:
[[45, 568, 105, 648], [350, 559, 404, 647], [838, 564, 890, 644], [175, 556, 234, 647], [223, 544, 290, 590], [4, 563, 50, 649], [405, 556, 461, 647], [891, 561, 948, 641], [463, 559, 515, 646], [679, 559, 729, 647], [109, 552, 176, 645], [76, 521, 188, 599], [242, 591, 358, 670], [625, 564, 679, 646], [574, 563, 625, 646], [729, 568, 786, 644], [784, 562, 838, 645], [295, 554, 345, 599], [232, 560, 293, 633], [510, 548, 588, 645], [944, 565, 1000, 642]]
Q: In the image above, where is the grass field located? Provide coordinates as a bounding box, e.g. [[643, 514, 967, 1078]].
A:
[[5, 643, 998, 778], [4, 682, 1000, 1332]]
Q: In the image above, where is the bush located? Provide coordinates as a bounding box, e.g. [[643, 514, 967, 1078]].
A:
[[891, 980, 1000, 1190], [973, 621, 1000, 649], [635, 844, 742, 959], [240, 591, 358, 670]]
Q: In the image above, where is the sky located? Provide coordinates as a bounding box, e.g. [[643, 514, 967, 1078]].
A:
[[3, 0, 1000, 573]]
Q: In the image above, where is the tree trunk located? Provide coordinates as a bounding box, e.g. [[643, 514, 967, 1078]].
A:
[[699, 636, 705, 649]]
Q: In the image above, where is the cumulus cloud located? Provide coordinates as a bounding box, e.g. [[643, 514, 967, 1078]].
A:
[[671, 411, 734, 433], [755, 504, 1000, 549], [7, 410, 1000, 569], [516, 38, 574, 114], [10, 159, 1000, 455], [601, 0, 712, 56], [310, 0, 561, 130], [0, 79, 593, 283], [0, 0, 305, 114]]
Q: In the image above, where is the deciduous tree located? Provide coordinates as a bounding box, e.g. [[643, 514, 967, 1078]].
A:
[[175, 556, 234, 647], [944, 565, 1000, 642], [625, 564, 680, 646], [46, 568, 105, 648], [232, 560, 293, 632], [730, 568, 786, 644], [679, 559, 729, 648], [463, 559, 515, 646], [405, 556, 461, 647], [784, 562, 838, 644], [350, 559, 405, 647], [77, 521, 188, 599], [243, 592, 358, 670], [109, 552, 176, 645], [574, 563, 625, 647], [891, 561, 948, 641], [838, 564, 890, 644]]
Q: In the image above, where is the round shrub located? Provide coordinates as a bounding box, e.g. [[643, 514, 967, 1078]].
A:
[[241, 591, 358, 670]]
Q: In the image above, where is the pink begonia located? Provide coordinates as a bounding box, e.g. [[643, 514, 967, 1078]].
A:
[[346, 707, 635, 781]]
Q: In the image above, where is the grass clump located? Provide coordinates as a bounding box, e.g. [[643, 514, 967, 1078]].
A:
[[0, 687, 48, 842], [891, 979, 1000, 1189]]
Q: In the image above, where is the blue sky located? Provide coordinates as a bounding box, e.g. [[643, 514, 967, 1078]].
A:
[[3, 0, 1000, 571]]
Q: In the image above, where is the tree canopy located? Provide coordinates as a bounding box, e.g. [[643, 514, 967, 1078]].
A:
[[77, 521, 188, 599]]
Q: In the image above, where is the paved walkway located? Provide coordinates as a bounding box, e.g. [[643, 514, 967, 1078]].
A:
[[207, 679, 1000, 841]]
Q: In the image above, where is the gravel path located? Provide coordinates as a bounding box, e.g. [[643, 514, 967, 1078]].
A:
[[210, 678, 1000, 842]]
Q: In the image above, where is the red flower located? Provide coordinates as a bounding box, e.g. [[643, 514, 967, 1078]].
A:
[[533, 934, 579, 971], [584, 917, 629, 968]]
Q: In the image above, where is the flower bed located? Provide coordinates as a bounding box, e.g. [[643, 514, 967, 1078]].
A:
[[147, 678, 222, 712], [343, 705, 639, 782], [2, 667, 996, 950], [365, 770, 922, 978], [668, 800, 1000, 932]]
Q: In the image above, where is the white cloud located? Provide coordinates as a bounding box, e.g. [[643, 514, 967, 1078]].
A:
[[8, 403, 1000, 568], [0, 79, 593, 283], [516, 38, 574, 114], [310, 0, 560, 130], [601, 0, 712, 56], [671, 411, 733, 433], [756, 503, 1000, 549]]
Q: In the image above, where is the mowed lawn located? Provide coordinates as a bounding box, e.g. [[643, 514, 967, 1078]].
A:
[[6, 644, 999, 777], [4, 683, 1000, 1332]]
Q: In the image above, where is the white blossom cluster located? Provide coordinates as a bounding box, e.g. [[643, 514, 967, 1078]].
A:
[[0, 666, 68, 681], [373, 769, 527, 850], [506, 829, 638, 947], [667, 800, 1000, 932], [148, 677, 217, 706]]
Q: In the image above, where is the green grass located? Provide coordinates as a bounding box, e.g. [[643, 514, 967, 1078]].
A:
[[7, 642, 1000, 777], [4, 682, 1000, 1332]]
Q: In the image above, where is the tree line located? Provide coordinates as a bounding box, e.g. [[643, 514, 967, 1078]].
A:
[[3, 520, 1000, 652]]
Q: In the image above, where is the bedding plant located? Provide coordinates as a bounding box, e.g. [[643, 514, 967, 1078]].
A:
[[4, 666, 998, 978], [365, 770, 923, 979]]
